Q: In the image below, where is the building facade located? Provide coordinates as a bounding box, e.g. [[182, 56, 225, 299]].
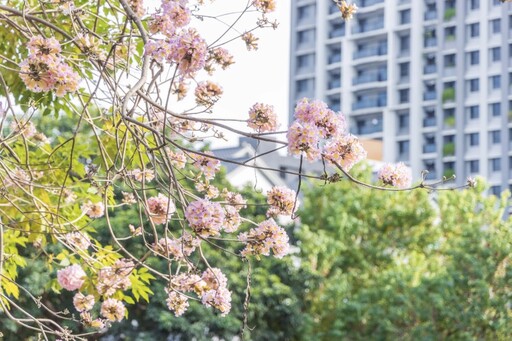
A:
[[289, 0, 512, 194]]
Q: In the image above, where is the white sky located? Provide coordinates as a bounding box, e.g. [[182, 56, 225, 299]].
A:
[[145, 0, 291, 148], [192, 0, 291, 147]]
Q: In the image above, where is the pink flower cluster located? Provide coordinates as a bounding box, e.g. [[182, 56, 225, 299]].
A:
[[128, 168, 155, 182], [185, 199, 225, 237], [222, 190, 247, 211], [82, 201, 105, 219], [223, 205, 241, 233], [192, 151, 221, 180], [65, 232, 91, 251], [167, 149, 187, 169], [253, 0, 276, 13], [195, 81, 223, 106], [378, 162, 412, 189], [147, 193, 176, 225], [57, 264, 86, 291], [287, 98, 351, 162], [96, 259, 134, 297], [166, 291, 189, 316], [19, 35, 80, 96], [153, 232, 200, 259], [149, 0, 190, 37], [145, 28, 207, 77], [167, 268, 232, 316], [205, 47, 234, 74], [323, 134, 367, 171], [100, 298, 126, 322], [73, 292, 95, 312], [247, 103, 278, 132], [266, 186, 296, 217], [239, 218, 289, 259]]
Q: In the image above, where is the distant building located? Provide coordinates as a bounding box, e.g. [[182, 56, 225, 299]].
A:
[[213, 137, 384, 191], [289, 0, 512, 195]]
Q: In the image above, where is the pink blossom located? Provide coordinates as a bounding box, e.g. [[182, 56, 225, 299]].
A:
[[253, 0, 276, 13], [266, 186, 296, 217], [149, 0, 190, 37], [222, 190, 247, 211], [247, 103, 278, 132], [185, 199, 225, 237], [195, 81, 223, 106], [294, 98, 346, 138], [192, 151, 221, 180], [167, 149, 187, 169], [323, 134, 367, 171], [205, 47, 234, 73], [153, 232, 200, 259], [378, 162, 412, 189], [286, 121, 321, 161], [168, 28, 207, 76], [201, 267, 228, 291], [201, 287, 232, 316], [96, 259, 134, 296], [166, 291, 189, 316], [65, 232, 91, 250], [57, 264, 86, 291], [223, 206, 241, 233], [147, 193, 176, 224], [100, 298, 126, 322], [239, 218, 289, 259], [82, 201, 105, 218], [73, 292, 95, 312]]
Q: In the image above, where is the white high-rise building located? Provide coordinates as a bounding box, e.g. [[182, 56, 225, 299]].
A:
[[289, 0, 512, 194]]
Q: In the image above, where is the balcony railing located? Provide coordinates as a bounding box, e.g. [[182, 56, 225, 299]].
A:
[[424, 38, 437, 48], [423, 64, 437, 74], [352, 96, 387, 110], [353, 71, 387, 85], [356, 122, 383, 135], [424, 11, 437, 21], [353, 44, 387, 59], [423, 91, 436, 101], [423, 144, 436, 153], [328, 79, 341, 90], [352, 21, 384, 34], [423, 117, 437, 127], [328, 28, 345, 39], [355, 0, 384, 7], [328, 53, 342, 64]]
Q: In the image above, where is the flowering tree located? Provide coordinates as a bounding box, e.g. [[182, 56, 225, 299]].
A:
[[0, 0, 470, 339]]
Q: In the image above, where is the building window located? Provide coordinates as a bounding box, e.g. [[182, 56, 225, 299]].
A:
[[470, 0, 479, 10], [400, 9, 411, 25], [490, 158, 501, 172], [444, 54, 455, 67], [469, 79, 479, 92], [298, 29, 315, 46], [468, 160, 480, 173], [493, 0, 501, 6], [469, 51, 479, 65], [298, 5, 315, 23], [398, 140, 409, 155], [491, 102, 501, 117], [490, 47, 501, 62], [296, 78, 313, 93], [490, 130, 501, 144], [469, 132, 480, 147], [400, 35, 410, 52], [399, 89, 409, 103], [490, 75, 501, 89], [398, 111, 409, 130], [490, 186, 501, 196], [297, 54, 314, 71], [468, 105, 479, 119], [491, 19, 501, 34], [399, 62, 409, 78], [469, 23, 480, 37]]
